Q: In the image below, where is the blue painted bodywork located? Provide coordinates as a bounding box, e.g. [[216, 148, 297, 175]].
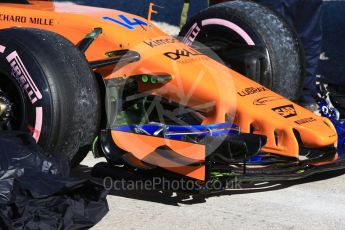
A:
[[114, 122, 240, 141]]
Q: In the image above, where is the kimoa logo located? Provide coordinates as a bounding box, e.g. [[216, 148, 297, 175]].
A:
[[238, 87, 267, 97], [6, 51, 42, 104], [164, 48, 202, 61], [144, 38, 177, 48]]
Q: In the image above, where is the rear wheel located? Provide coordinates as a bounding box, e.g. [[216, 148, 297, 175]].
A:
[[179, 0, 304, 100], [0, 28, 101, 166]]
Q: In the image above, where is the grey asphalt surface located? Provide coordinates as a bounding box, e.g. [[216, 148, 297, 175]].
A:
[[74, 153, 345, 230]]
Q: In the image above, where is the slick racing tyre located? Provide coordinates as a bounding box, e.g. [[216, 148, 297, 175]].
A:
[[0, 28, 100, 166], [179, 0, 304, 100]]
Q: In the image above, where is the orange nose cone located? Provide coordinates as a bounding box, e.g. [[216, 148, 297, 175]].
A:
[[295, 116, 337, 148], [230, 69, 337, 158]]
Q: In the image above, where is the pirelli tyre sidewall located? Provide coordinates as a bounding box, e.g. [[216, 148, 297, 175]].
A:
[[179, 0, 304, 100], [0, 28, 101, 166], [0, 40, 51, 146]]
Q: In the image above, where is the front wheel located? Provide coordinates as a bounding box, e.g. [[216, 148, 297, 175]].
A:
[[179, 0, 304, 100], [0, 28, 101, 166]]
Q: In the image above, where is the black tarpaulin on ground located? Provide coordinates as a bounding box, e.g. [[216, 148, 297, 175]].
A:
[[0, 132, 108, 230]]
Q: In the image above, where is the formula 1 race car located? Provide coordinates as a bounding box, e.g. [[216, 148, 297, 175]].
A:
[[0, 0, 344, 183]]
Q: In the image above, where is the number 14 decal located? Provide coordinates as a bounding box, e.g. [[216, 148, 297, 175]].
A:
[[103, 14, 147, 30]]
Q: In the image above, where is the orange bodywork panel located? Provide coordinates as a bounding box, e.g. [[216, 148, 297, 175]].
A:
[[0, 1, 337, 164], [112, 130, 206, 180], [111, 131, 206, 163]]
